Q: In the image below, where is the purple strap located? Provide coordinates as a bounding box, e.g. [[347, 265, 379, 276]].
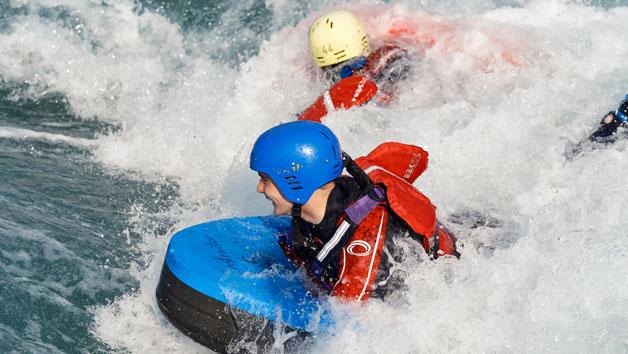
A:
[[284, 226, 293, 251], [309, 261, 332, 292], [345, 187, 386, 224]]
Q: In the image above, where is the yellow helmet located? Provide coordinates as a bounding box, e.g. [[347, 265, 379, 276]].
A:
[[308, 10, 371, 68]]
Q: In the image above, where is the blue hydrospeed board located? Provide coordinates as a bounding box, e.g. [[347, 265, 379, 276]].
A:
[[163, 215, 332, 331]]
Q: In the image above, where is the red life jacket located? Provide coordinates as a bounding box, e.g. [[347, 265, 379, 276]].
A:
[[359, 142, 458, 257], [279, 142, 459, 302], [330, 142, 458, 301], [297, 75, 377, 123], [297, 45, 407, 123]]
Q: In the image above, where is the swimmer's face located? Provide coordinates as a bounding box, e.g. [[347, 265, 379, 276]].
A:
[[256, 173, 293, 216]]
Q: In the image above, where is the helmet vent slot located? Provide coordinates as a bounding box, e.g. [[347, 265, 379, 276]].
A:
[[285, 176, 301, 188]]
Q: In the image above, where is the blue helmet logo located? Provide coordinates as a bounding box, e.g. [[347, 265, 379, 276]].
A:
[[250, 121, 343, 204]]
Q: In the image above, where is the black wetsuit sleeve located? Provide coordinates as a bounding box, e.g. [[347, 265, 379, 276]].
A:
[[373, 51, 413, 89], [588, 111, 623, 142]]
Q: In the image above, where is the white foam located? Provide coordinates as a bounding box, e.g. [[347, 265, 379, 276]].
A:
[[0, 126, 97, 147]]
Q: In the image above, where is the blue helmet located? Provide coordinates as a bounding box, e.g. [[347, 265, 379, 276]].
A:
[[250, 121, 343, 204], [616, 94, 628, 122]]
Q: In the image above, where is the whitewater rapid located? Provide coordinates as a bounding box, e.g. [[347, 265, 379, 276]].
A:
[[2, 0, 627, 353]]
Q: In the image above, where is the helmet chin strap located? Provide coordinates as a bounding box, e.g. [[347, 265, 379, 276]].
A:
[[290, 203, 306, 245], [291, 203, 302, 219]]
